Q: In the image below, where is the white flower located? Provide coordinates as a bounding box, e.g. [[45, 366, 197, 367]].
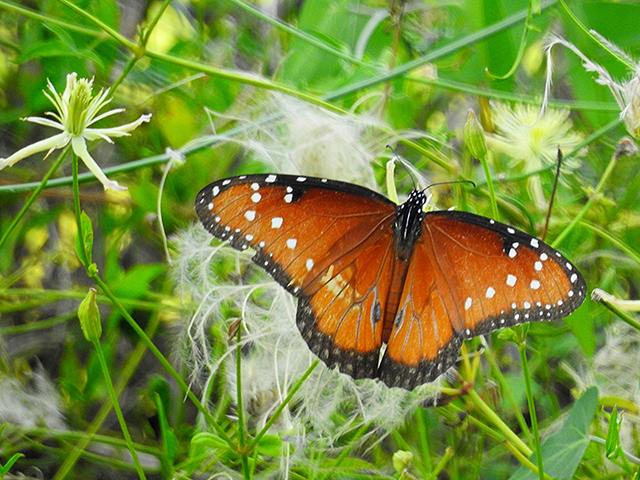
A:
[[0, 72, 151, 191], [487, 103, 584, 208]]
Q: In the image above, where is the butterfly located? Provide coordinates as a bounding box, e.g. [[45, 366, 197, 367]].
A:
[[195, 173, 586, 390]]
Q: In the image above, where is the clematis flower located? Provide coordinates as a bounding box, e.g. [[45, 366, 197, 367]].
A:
[[0, 72, 151, 191], [486, 103, 584, 208]]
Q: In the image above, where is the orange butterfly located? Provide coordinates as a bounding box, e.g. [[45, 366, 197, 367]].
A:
[[196, 174, 586, 390]]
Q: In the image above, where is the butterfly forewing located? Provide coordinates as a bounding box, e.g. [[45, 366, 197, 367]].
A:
[[422, 211, 586, 336], [196, 174, 395, 295]]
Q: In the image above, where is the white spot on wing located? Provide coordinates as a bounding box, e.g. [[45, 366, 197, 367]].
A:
[[540, 253, 548, 261], [306, 259, 314, 271], [465, 297, 472, 310], [535, 261, 543, 271], [245, 210, 256, 221], [271, 217, 283, 229], [251, 192, 261, 203], [284, 193, 293, 203], [530, 238, 539, 248], [508, 248, 517, 258], [530, 280, 541, 290], [213, 186, 220, 196], [506, 274, 517, 287], [265, 174, 277, 183], [486, 287, 496, 299], [251, 183, 260, 191], [222, 179, 231, 186], [296, 176, 307, 182], [286, 238, 297, 249], [507, 227, 515, 234]]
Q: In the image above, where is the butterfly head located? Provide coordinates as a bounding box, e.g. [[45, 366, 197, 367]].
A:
[[393, 189, 427, 260]]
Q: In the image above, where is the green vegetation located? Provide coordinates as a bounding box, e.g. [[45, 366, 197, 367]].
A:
[[0, 0, 639, 478]]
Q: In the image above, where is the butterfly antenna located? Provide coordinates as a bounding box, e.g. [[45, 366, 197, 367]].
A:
[[541, 148, 563, 242], [422, 179, 477, 193]]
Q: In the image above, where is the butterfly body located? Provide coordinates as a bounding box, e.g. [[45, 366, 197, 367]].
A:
[[196, 174, 586, 390]]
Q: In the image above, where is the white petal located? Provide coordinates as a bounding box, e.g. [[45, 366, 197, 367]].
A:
[[83, 113, 152, 141], [22, 116, 65, 130], [71, 136, 127, 191], [86, 106, 124, 127], [0, 133, 69, 169]]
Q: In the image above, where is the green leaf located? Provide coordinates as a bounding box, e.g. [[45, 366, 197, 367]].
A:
[[256, 434, 284, 457], [155, 391, 178, 465], [0, 452, 24, 474], [75, 211, 94, 266], [605, 405, 622, 459], [510, 386, 599, 480], [111, 264, 166, 300], [190, 432, 234, 463]]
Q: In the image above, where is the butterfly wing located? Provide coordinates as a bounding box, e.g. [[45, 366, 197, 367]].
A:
[[195, 174, 397, 378], [379, 210, 587, 390]]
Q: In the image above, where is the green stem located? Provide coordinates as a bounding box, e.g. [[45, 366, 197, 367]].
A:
[[0, 145, 70, 250], [481, 346, 532, 444], [581, 221, 640, 268], [0, 0, 100, 36], [480, 153, 499, 220], [504, 441, 554, 480], [53, 314, 161, 480], [71, 153, 87, 264], [55, 0, 136, 50], [466, 388, 532, 457], [225, 0, 365, 67], [322, 0, 558, 101], [92, 339, 147, 479], [90, 274, 233, 445], [248, 360, 318, 450], [68, 155, 233, 447], [592, 290, 640, 331], [517, 332, 544, 480], [140, 0, 173, 47], [552, 141, 619, 248], [559, 0, 635, 69], [235, 328, 251, 480]]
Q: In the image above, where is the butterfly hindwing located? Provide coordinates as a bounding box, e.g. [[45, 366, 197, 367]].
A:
[[379, 235, 463, 389], [297, 230, 398, 379]]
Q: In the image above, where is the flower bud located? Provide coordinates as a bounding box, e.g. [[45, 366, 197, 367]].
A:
[[78, 288, 102, 342], [623, 75, 640, 139], [392, 450, 413, 473], [464, 109, 488, 158]]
